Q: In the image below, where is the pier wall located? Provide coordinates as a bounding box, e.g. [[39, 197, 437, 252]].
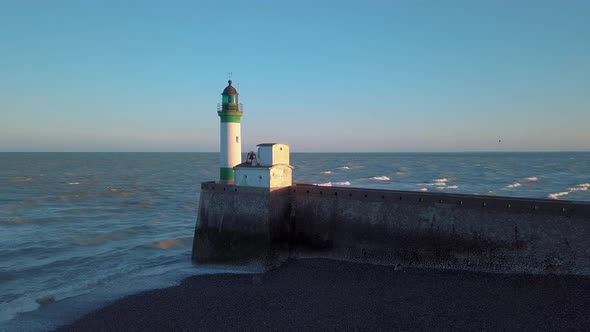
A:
[[193, 183, 291, 263], [193, 182, 590, 274]]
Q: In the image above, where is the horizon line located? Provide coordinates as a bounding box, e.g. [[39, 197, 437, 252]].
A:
[[1, 150, 589, 154]]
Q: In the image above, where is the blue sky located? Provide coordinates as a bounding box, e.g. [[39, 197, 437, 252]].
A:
[[1, 0, 589, 152]]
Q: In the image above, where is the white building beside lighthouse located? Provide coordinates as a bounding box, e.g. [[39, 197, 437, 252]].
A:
[[234, 143, 293, 190], [218, 80, 243, 182]]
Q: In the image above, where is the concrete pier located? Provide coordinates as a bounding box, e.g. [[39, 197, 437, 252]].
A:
[[193, 182, 590, 274]]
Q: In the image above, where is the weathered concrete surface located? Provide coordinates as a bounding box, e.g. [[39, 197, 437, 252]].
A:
[[192, 182, 290, 264], [193, 182, 590, 274], [290, 184, 590, 274]]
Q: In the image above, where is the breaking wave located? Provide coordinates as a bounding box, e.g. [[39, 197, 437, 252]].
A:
[[437, 185, 458, 189], [548, 192, 569, 200], [369, 176, 390, 181], [337, 166, 351, 170], [416, 188, 428, 192], [321, 171, 333, 174], [569, 183, 590, 191], [315, 181, 351, 187], [506, 182, 522, 188], [550, 183, 590, 199], [524, 176, 539, 182], [420, 177, 451, 187], [67, 182, 80, 185]]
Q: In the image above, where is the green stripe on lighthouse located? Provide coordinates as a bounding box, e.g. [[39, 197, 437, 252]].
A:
[[218, 112, 242, 123], [220, 167, 234, 181]]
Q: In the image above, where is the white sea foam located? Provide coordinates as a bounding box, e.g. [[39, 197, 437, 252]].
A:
[[416, 188, 428, 192], [445, 185, 458, 189], [547, 183, 590, 200], [334, 181, 351, 186], [68, 182, 80, 185], [568, 186, 588, 192], [316, 181, 351, 187], [434, 178, 448, 183], [567, 183, 590, 192], [321, 171, 333, 175], [506, 182, 522, 188], [524, 176, 539, 182], [337, 166, 351, 170], [419, 182, 446, 186], [369, 176, 390, 181], [548, 191, 569, 200]]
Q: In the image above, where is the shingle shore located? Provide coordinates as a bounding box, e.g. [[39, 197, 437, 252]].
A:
[[55, 258, 590, 331]]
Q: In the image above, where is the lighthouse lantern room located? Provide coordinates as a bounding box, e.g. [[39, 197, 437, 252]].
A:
[[218, 80, 243, 182]]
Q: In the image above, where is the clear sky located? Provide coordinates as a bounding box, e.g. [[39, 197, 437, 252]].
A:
[[1, 0, 588, 152]]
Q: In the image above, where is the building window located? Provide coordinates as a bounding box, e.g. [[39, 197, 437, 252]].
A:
[[235, 136, 239, 143]]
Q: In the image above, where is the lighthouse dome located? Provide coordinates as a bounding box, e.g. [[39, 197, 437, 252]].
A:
[[222, 80, 238, 95]]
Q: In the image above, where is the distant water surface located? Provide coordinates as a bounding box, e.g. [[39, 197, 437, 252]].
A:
[[0, 152, 589, 331]]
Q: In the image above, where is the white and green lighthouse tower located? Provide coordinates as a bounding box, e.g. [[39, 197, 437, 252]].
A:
[[218, 80, 243, 182]]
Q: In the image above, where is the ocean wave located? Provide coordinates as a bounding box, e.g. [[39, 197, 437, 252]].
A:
[[67, 182, 80, 185], [58, 193, 97, 202], [523, 176, 539, 182], [321, 171, 333, 174], [434, 178, 448, 183], [337, 166, 351, 170], [369, 176, 390, 181], [147, 237, 193, 250], [0, 296, 41, 323], [415, 188, 428, 192], [548, 183, 590, 199], [2, 218, 34, 224], [438, 185, 458, 189], [124, 201, 158, 208], [506, 182, 522, 188], [0, 201, 36, 211], [9, 177, 33, 183], [315, 181, 351, 187], [1, 216, 79, 225], [419, 182, 446, 187], [109, 188, 136, 197], [548, 191, 569, 200], [74, 232, 130, 246]]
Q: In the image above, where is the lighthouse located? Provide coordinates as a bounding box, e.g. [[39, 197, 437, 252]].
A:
[[218, 80, 243, 182]]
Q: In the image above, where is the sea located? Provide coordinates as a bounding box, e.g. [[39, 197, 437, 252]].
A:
[[1, 152, 589, 331]]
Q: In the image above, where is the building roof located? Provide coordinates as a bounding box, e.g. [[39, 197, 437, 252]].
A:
[[222, 80, 238, 95], [234, 162, 271, 169], [234, 162, 293, 169], [257, 143, 285, 147]]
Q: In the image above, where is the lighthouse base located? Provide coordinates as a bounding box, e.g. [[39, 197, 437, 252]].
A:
[[219, 167, 234, 182]]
